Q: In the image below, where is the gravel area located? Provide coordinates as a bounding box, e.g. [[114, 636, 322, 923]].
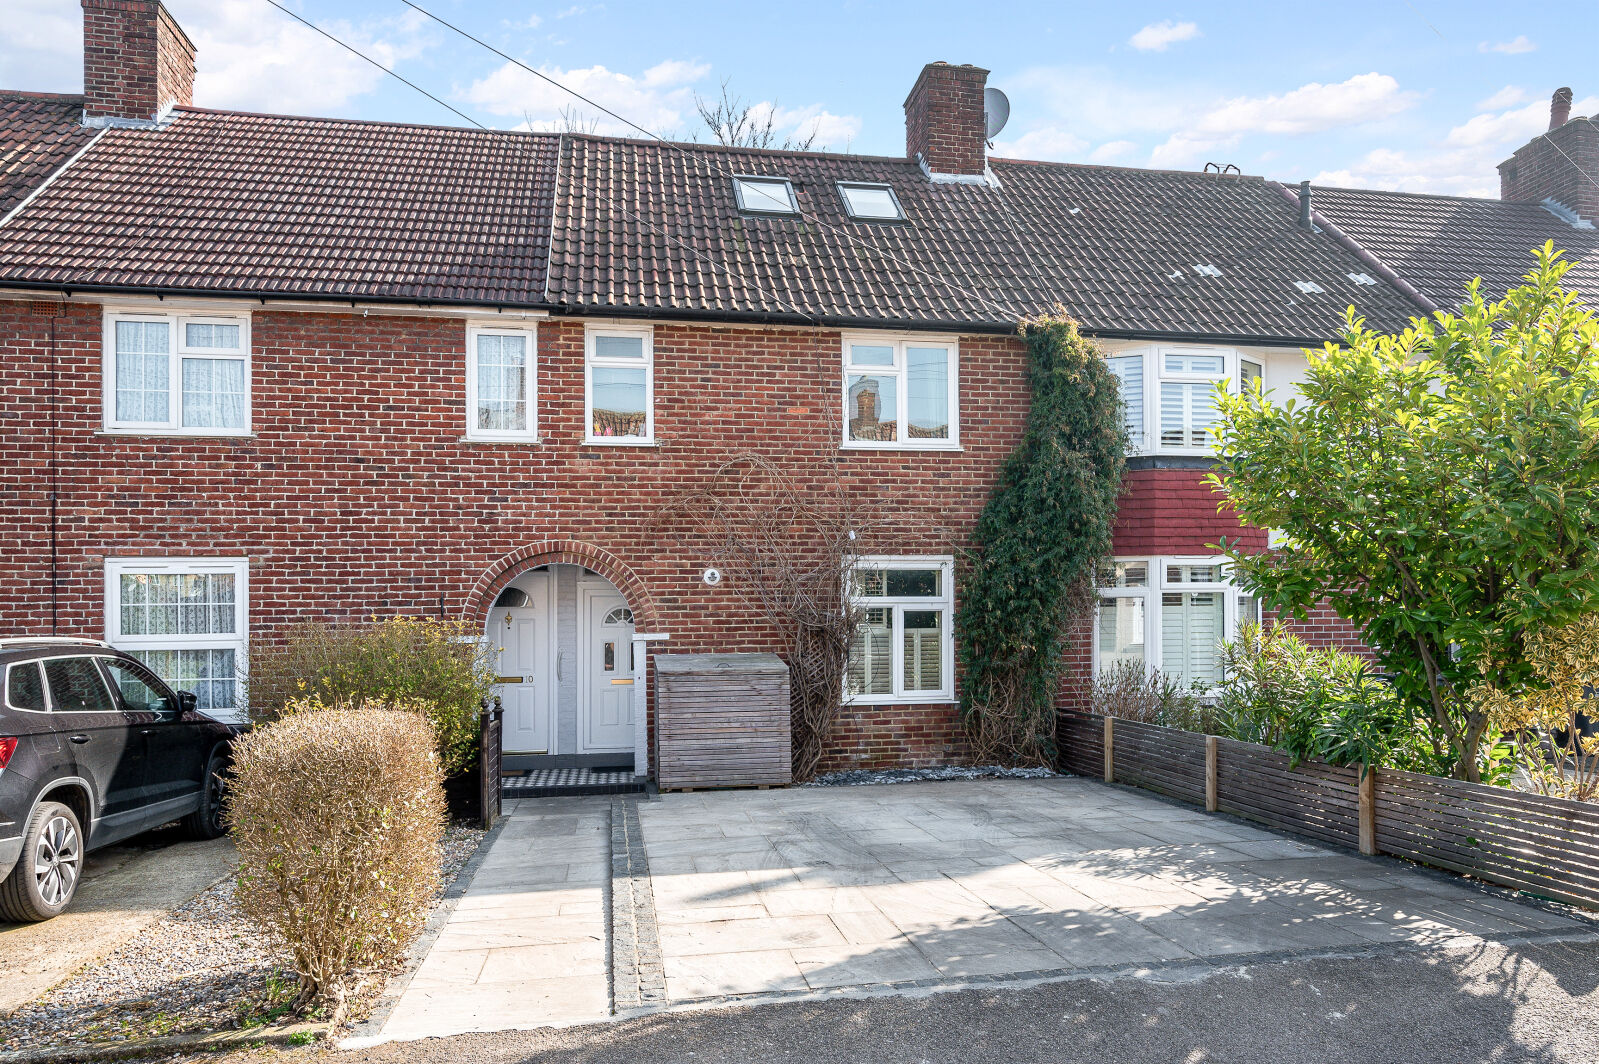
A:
[[2, 821, 487, 1052], [804, 765, 1059, 787]]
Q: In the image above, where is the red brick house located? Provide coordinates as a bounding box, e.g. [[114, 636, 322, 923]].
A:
[[1, 2, 1594, 781]]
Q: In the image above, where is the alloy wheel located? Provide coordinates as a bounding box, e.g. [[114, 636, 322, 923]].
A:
[[34, 815, 81, 907]]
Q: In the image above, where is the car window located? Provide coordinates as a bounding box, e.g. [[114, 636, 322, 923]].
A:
[[5, 662, 47, 711], [100, 657, 176, 716], [42, 656, 117, 713]]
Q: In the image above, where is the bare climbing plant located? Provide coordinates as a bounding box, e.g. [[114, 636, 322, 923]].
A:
[[656, 453, 891, 781]]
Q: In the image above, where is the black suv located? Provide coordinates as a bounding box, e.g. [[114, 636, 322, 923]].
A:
[[0, 638, 240, 922]]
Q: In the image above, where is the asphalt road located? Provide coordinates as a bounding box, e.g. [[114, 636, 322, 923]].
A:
[[257, 935, 1599, 1064]]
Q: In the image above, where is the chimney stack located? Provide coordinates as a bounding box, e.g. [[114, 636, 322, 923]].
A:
[[904, 62, 990, 181], [81, 0, 196, 126], [1499, 87, 1597, 224], [1550, 87, 1573, 130]]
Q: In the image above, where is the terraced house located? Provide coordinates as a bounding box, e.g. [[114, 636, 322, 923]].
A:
[[1, 2, 1595, 783]]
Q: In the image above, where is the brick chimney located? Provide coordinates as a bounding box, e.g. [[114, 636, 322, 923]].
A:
[[904, 62, 989, 181], [81, 0, 196, 126], [1498, 87, 1598, 224]]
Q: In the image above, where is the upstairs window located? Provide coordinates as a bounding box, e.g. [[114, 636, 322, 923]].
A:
[[842, 334, 959, 449], [1105, 346, 1266, 455], [105, 557, 248, 714], [733, 176, 798, 215], [466, 325, 537, 441], [846, 557, 955, 702], [838, 182, 905, 221], [104, 310, 250, 435], [585, 324, 654, 444]]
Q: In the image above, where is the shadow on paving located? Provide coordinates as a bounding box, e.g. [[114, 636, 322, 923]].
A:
[[335, 937, 1599, 1064]]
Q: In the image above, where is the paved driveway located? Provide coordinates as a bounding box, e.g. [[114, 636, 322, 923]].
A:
[[638, 778, 1585, 1003]]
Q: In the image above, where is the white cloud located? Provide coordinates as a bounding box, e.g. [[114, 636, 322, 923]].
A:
[[1129, 20, 1201, 52], [0, 0, 87, 93], [1476, 85, 1529, 110], [765, 103, 861, 149], [468, 58, 713, 137], [990, 127, 1088, 160], [1312, 93, 1599, 197], [1152, 72, 1417, 166], [1089, 139, 1138, 162], [1479, 36, 1536, 54]]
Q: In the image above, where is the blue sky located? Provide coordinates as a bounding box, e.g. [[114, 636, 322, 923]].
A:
[[5, 0, 1596, 197]]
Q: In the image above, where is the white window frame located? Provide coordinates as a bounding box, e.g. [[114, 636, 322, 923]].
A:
[[103, 557, 249, 711], [1093, 555, 1251, 690], [1108, 345, 1262, 456], [840, 332, 961, 451], [465, 323, 538, 442], [584, 323, 655, 446], [732, 175, 799, 215], [844, 555, 956, 704], [102, 308, 252, 436], [837, 181, 906, 222]]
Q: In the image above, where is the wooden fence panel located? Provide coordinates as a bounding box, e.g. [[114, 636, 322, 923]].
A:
[[1058, 711, 1103, 778], [1213, 738, 1362, 850], [1111, 719, 1208, 805], [479, 704, 503, 830]]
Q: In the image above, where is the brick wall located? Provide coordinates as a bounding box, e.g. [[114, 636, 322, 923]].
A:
[[81, 0, 195, 123], [1498, 97, 1597, 223], [904, 62, 989, 177]]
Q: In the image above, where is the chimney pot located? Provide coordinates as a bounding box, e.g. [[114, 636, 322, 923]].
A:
[[904, 62, 990, 179], [81, 0, 196, 125], [1550, 87, 1574, 130]]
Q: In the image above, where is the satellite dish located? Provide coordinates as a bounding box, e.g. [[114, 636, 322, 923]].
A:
[[984, 86, 1010, 141]]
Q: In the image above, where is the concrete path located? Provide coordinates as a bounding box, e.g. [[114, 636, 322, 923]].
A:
[[638, 778, 1588, 1003], [375, 797, 612, 1043], [0, 828, 236, 1014]]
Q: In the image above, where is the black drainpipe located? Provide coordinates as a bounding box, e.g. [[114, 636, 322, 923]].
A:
[[48, 313, 60, 634]]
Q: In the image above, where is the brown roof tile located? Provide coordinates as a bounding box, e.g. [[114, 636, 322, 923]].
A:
[[0, 91, 95, 219]]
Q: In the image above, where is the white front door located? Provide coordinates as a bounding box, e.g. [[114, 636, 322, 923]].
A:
[[583, 589, 636, 752], [495, 576, 551, 754]]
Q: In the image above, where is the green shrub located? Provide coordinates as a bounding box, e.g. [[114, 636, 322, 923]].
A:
[[226, 706, 446, 1015], [1090, 660, 1217, 733], [246, 617, 496, 777]]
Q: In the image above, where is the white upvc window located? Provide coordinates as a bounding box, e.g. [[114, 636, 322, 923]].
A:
[[1095, 556, 1256, 689], [466, 324, 537, 441], [845, 556, 955, 703], [103, 310, 251, 435], [1105, 346, 1263, 455], [842, 333, 959, 450], [584, 324, 654, 444], [104, 558, 249, 714]]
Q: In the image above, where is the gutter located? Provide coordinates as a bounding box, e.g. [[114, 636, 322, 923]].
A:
[[0, 280, 556, 318], [1269, 180, 1440, 316]]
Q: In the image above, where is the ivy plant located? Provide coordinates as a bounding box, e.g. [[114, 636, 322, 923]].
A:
[[958, 314, 1127, 764]]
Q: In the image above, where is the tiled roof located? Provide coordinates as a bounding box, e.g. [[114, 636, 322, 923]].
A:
[[0, 92, 95, 219], [0, 107, 559, 304], [547, 136, 1422, 339], [1311, 185, 1599, 312]]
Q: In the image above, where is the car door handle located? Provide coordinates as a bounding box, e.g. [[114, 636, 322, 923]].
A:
[[69, 734, 90, 744]]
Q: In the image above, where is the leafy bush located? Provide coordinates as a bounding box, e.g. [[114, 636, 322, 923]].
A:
[[958, 313, 1126, 764], [227, 705, 446, 1015], [1215, 623, 1451, 773], [1090, 660, 1216, 733], [246, 617, 496, 776]]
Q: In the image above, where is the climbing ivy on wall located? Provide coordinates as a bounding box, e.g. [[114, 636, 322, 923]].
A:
[[958, 313, 1127, 764]]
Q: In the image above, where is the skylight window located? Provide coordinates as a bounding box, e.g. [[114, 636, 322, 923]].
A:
[[733, 176, 798, 215], [1193, 264, 1222, 278], [1294, 280, 1325, 294], [838, 182, 905, 221], [1347, 272, 1378, 286]]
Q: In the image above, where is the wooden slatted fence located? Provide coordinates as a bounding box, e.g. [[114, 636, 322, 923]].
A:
[[1058, 710, 1599, 908]]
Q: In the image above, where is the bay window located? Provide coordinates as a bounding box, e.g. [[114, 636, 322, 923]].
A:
[[846, 556, 955, 702], [105, 558, 248, 715], [842, 334, 958, 449], [1104, 346, 1264, 455], [585, 324, 653, 444], [1096, 557, 1252, 689], [104, 310, 250, 435], [466, 325, 537, 440]]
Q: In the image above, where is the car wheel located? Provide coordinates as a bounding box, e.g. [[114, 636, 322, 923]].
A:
[[182, 749, 230, 840], [0, 801, 84, 922]]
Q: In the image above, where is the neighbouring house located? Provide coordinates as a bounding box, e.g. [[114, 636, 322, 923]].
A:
[[0, 2, 1594, 781]]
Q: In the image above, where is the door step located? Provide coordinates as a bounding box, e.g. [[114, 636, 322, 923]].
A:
[[502, 767, 645, 798]]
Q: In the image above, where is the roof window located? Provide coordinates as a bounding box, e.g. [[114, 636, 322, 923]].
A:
[[1294, 280, 1325, 294], [733, 176, 798, 215], [838, 182, 905, 221], [1347, 272, 1378, 286], [1193, 264, 1223, 278]]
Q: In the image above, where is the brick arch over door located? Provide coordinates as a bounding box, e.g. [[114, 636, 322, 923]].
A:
[[467, 540, 661, 634]]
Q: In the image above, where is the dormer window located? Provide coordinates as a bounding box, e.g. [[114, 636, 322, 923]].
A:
[[733, 176, 798, 215], [838, 182, 905, 221]]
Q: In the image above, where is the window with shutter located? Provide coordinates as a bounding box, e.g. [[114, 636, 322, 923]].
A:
[[1104, 355, 1144, 447], [846, 558, 954, 701]]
